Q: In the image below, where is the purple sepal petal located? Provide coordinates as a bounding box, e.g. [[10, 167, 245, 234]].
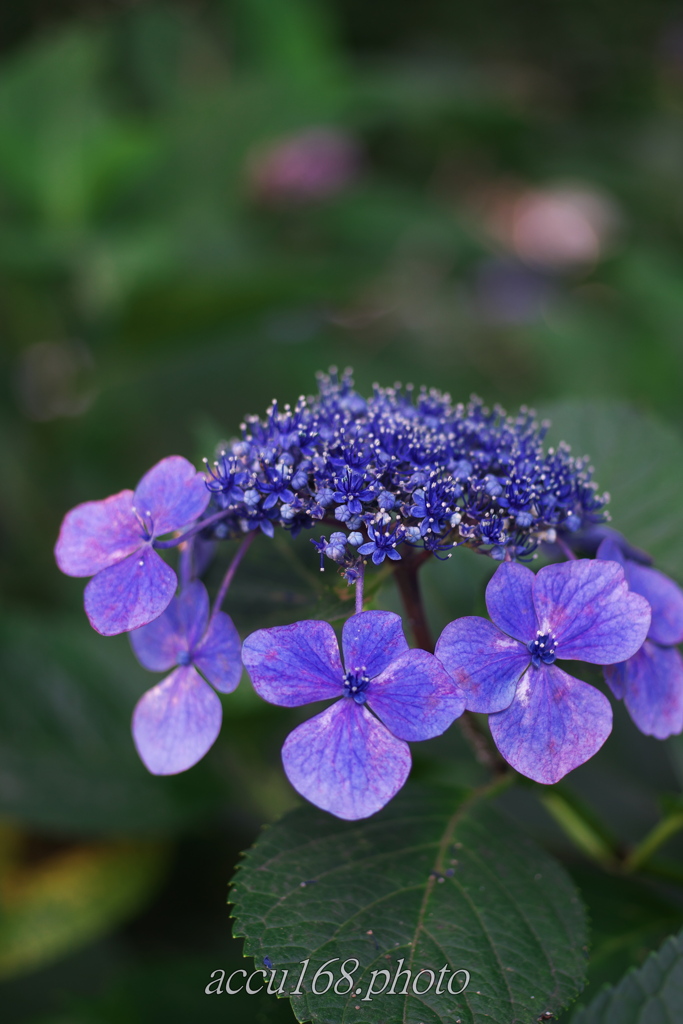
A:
[[84, 548, 177, 636], [489, 663, 613, 784], [485, 562, 537, 642], [130, 580, 209, 670], [341, 611, 409, 678], [134, 456, 210, 538], [596, 536, 626, 568], [194, 611, 242, 693], [597, 538, 683, 646], [604, 642, 683, 740], [626, 564, 683, 647], [603, 658, 627, 699], [533, 560, 651, 663], [368, 649, 464, 740], [132, 665, 222, 775], [281, 700, 411, 820], [241, 620, 343, 706], [435, 616, 530, 713], [54, 490, 141, 577]]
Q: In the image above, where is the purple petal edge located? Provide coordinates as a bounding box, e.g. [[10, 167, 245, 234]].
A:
[[84, 548, 177, 636], [485, 562, 537, 642], [193, 610, 242, 694], [533, 559, 650, 664], [281, 700, 411, 820], [605, 642, 683, 740], [134, 456, 210, 538], [489, 662, 612, 784], [130, 580, 209, 671], [54, 489, 141, 577], [132, 665, 222, 775], [241, 620, 343, 706], [341, 611, 409, 679], [435, 616, 529, 713], [368, 648, 464, 740]]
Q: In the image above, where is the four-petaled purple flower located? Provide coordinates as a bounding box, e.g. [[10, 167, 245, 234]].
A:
[[598, 537, 683, 739], [55, 456, 210, 635], [242, 611, 464, 819], [130, 580, 241, 774], [435, 560, 651, 783]]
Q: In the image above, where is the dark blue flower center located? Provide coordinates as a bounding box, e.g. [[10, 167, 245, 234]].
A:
[[343, 669, 370, 704], [527, 631, 557, 667], [177, 650, 192, 666]]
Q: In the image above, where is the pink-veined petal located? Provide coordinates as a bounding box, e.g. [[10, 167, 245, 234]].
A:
[[281, 700, 411, 820], [241, 620, 343, 706], [341, 611, 409, 678], [193, 611, 242, 693], [532, 559, 650, 663], [132, 665, 222, 775], [134, 455, 210, 538], [84, 547, 176, 636], [489, 663, 612, 784], [54, 489, 141, 577], [129, 580, 209, 671], [626, 564, 683, 647], [485, 562, 538, 642], [604, 642, 683, 740], [597, 538, 683, 647], [435, 616, 529, 713], [367, 649, 464, 740]]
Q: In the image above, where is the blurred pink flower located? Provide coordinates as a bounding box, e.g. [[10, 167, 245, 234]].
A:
[[480, 183, 619, 270], [248, 127, 360, 204]]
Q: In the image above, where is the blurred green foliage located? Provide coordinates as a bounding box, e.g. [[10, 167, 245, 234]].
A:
[[2, 1, 683, 1021]]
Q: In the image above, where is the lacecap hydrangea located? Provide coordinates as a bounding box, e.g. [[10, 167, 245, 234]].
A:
[[201, 367, 609, 570], [54, 369, 683, 819]]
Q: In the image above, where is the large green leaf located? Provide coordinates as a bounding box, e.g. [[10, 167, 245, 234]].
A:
[[231, 785, 588, 1024], [541, 400, 683, 580], [570, 927, 683, 1024]]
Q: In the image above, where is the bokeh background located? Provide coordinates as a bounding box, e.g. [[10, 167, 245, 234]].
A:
[[2, 1, 683, 1020]]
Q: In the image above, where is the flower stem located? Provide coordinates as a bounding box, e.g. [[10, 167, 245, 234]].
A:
[[393, 556, 434, 653], [538, 788, 618, 867], [153, 507, 231, 549], [355, 562, 365, 614], [556, 536, 577, 561], [179, 535, 195, 588], [393, 553, 508, 776], [624, 810, 683, 873], [210, 532, 256, 619]]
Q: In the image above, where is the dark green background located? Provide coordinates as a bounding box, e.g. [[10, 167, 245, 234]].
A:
[[2, 1, 683, 1020]]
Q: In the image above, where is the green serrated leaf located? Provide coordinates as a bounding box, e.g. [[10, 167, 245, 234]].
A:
[[541, 400, 683, 580], [570, 927, 683, 1024], [231, 785, 588, 1024]]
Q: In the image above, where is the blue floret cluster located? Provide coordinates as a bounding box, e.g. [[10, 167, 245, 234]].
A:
[[203, 368, 609, 571]]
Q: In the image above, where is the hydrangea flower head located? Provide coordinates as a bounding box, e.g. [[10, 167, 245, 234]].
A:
[[130, 580, 241, 774], [55, 456, 210, 635], [202, 369, 609, 574], [242, 611, 464, 819], [598, 536, 683, 739], [435, 560, 651, 783]]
